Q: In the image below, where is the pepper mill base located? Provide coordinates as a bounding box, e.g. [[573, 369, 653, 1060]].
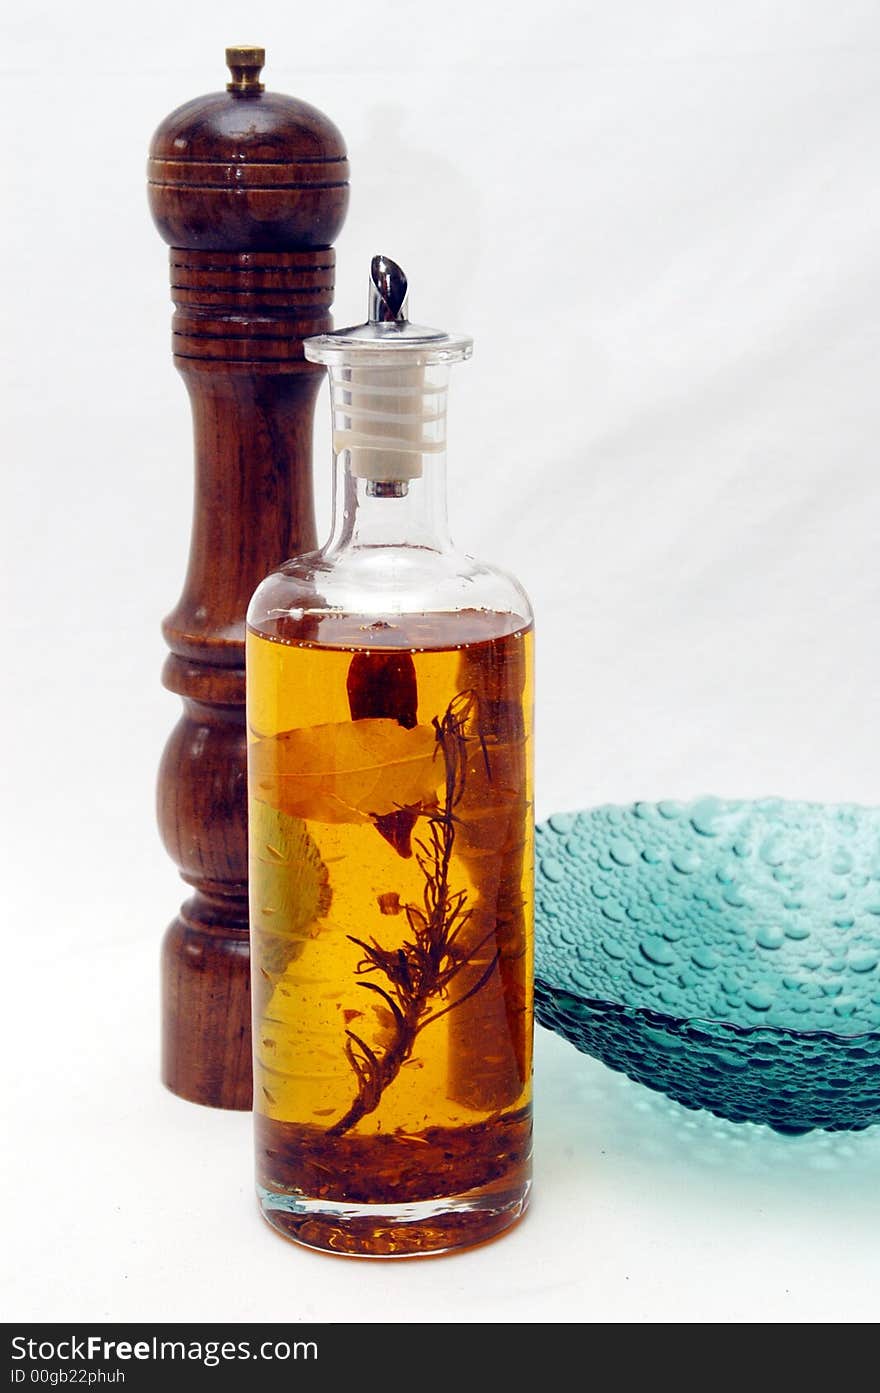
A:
[[161, 906, 253, 1111]]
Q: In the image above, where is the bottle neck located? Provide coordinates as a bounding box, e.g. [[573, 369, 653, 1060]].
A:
[[322, 359, 453, 554], [326, 456, 452, 552]]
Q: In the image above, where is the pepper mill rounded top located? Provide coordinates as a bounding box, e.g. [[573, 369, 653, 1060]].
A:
[[148, 46, 349, 251]]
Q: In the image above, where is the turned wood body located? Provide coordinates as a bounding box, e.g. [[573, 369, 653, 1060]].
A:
[[148, 51, 348, 1108]]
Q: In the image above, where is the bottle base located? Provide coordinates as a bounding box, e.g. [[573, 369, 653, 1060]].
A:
[[257, 1179, 531, 1257]]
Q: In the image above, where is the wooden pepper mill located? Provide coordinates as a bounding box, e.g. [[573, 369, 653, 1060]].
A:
[[147, 47, 349, 1109]]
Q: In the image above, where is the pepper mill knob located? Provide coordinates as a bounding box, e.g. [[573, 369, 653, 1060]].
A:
[[225, 45, 265, 93]]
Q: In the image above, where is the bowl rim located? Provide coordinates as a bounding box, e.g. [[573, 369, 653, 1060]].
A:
[[535, 798, 880, 1046], [534, 974, 880, 1045]]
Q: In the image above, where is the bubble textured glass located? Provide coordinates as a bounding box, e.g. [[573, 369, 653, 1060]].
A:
[[534, 799, 880, 1134]]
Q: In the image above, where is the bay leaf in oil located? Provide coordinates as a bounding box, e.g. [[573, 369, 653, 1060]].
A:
[[249, 718, 439, 824], [251, 802, 332, 1016]]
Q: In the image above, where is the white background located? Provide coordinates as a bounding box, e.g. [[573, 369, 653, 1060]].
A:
[[2, 0, 879, 1325]]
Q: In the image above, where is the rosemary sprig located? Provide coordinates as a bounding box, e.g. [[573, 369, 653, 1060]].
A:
[[327, 691, 499, 1137]]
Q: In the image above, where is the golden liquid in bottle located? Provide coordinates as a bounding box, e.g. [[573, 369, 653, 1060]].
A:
[[247, 609, 534, 1255]]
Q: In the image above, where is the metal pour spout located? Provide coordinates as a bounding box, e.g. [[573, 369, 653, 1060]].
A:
[[304, 256, 472, 501], [368, 254, 410, 323], [365, 255, 411, 494]]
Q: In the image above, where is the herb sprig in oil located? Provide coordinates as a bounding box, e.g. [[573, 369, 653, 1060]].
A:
[[329, 691, 498, 1136]]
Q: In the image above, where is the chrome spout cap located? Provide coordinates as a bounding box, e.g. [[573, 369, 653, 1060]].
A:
[[368, 254, 410, 322]]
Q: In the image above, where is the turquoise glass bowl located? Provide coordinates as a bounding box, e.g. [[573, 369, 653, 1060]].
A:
[[534, 799, 880, 1134]]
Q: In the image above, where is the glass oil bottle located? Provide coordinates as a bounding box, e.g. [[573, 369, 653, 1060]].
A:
[[246, 256, 534, 1256]]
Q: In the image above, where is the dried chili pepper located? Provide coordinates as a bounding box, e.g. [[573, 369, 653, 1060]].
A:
[[347, 651, 420, 854]]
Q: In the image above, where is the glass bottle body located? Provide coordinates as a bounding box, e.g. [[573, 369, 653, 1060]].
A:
[[246, 361, 534, 1256]]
